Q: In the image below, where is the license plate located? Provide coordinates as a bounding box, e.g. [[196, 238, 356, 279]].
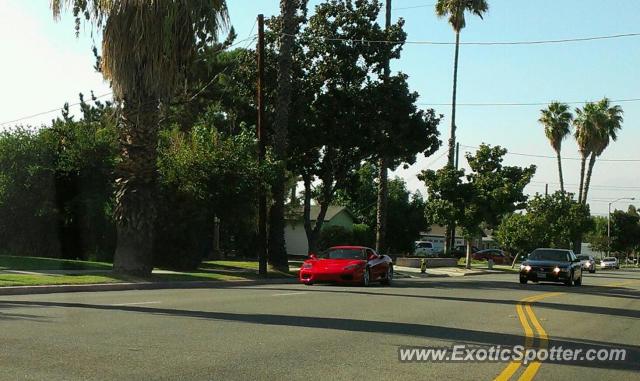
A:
[[537, 272, 546, 279]]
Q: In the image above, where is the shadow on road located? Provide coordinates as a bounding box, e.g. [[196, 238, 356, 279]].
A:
[[0, 299, 638, 371]]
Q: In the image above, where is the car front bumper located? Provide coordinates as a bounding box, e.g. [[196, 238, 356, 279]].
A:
[[520, 270, 571, 282], [299, 268, 365, 284]]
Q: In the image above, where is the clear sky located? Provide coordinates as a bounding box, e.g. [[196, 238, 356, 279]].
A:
[[1, 0, 638, 216]]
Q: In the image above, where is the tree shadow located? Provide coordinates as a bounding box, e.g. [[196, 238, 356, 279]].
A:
[[0, 299, 637, 371]]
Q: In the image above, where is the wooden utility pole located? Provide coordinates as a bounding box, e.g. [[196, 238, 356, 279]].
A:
[[257, 14, 267, 276], [450, 142, 460, 251]]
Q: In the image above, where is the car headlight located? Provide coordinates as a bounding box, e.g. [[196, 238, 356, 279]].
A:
[[553, 266, 561, 273], [344, 263, 365, 271], [302, 263, 313, 269], [585, 262, 590, 267], [520, 264, 531, 272]]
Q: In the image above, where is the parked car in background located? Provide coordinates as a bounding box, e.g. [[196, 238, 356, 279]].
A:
[[576, 254, 596, 273], [600, 257, 620, 270], [473, 249, 513, 265], [452, 245, 479, 258], [519, 248, 583, 286], [413, 241, 436, 257]]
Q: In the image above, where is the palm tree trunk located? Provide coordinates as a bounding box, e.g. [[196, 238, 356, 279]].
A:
[[376, 156, 388, 254], [448, 31, 460, 167], [375, 0, 392, 255], [578, 154, 587, 203], [444, 31, 461, 255], [113, 98, 160, 276], [267, 0, 297, 271], [555, 150, 564, 193], [583, 153, 597, 204]]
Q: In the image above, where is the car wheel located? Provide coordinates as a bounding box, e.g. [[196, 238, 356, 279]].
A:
[[574, 275, 582, 286], [589, 269, 595, 274], [304, 281, 313, 286], [381, 265, 393, 286], [519, 277, 527, 284], [564, 271, 574, 287], [362, 268, 370, 287]]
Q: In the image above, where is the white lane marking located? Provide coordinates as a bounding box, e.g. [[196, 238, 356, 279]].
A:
[[271, 292, 307, 297], [107, 301, 162, 306]]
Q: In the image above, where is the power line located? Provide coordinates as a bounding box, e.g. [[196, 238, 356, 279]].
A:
[[460, 145, 640, 163], [420, 98, 640, 107], [392, 3, 435, 11], [287, 31, 640, 46]]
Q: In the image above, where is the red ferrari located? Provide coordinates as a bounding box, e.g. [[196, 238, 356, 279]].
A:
[[299, 246, 393, 286]]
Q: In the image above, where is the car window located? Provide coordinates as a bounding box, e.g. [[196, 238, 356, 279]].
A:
[[529, 249, 570, 261], [321, 249, 365, 260], [577, 255, 589, 260]]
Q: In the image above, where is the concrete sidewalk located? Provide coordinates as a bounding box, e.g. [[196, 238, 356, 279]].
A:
[[394, 265, 505, 278]]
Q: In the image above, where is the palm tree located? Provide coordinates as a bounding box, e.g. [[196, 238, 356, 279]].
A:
[[539, 102, 573, 192], [582, 98, 624, 203], [436, 0, 489, 167], [573, 102, 601, 203], [435, 0, 489, 253], [268, 0, 299, 271], [52, 0, 228, 276]]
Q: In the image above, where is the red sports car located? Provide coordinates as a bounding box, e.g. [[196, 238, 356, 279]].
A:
[[299, 246, 393, 286]]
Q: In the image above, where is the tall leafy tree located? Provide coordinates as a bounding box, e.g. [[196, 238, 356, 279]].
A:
[[52, 0, 229, 275], [435, 0, 489, 254], [539, 102, 573, 192], [420, 145, 535, 268], [582, 98, 623, 203]]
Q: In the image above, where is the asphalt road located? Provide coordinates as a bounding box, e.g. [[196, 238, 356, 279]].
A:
[[1, 269, 638, 381]]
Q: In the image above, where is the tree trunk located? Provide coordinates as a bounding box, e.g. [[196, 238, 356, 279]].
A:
[[578, 154, 587, 203], [444, 226, 452, 255], [268, 171, 288, 270], [448, 31, 460, 167], [375, 156, 388, 254], [267, 0, 297, 271], [583, 153, 597, 204], [302, 174, 316, 253], [465, 239, 472, 269], [112, 98, 159, 276], [555, 150, 564, 193]]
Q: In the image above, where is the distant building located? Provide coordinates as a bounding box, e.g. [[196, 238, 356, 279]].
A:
[[419, 224, 494, 250], [285, 206, 355, 256]]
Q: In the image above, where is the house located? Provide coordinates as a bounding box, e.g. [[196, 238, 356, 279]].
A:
[[419, 224, 494, 250], [285, 206, 355, 256], [419, 225, 466, 250]]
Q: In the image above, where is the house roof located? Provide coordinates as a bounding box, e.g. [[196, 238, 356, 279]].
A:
[[287, 205, 352, 222]]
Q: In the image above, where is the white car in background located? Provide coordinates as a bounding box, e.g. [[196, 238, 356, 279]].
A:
[[600, 257, 620, 269], [413, 241, 436, 257]]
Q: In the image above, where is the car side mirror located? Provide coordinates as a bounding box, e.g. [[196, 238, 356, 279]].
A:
[[367, 253, 377, 261], [309, 253, 317, 260]]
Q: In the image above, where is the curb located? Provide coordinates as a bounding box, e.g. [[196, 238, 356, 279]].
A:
[[0, 278, 298, 296]]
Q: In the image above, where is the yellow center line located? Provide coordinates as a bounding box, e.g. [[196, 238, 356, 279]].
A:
[[493, 292, 562, 381]]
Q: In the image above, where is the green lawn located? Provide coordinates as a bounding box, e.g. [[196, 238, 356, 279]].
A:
[[0, 257, 297, 287], [0, 255, 112, 271]]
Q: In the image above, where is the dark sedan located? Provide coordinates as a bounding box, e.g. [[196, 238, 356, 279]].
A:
[[519, 248, 583, 286]]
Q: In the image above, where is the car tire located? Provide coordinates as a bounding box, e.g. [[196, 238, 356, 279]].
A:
[[564, 271, 574, 287], [304, 281, 313, 286], [519, 277, 527, 284], [589, 269, 595, 274], [380, 265, 393, 286], [574, 275, 582, 286], [362, 268, 370, 287]]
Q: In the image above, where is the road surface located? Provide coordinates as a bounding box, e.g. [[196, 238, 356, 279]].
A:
[[1, 269, 638, 380]]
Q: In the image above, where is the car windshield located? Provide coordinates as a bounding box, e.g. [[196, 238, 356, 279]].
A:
[[577, 255, 590, 260], [416, 242, 432, 248], [528, 250, 569, 262], [321, 248, 364, 260], [603, 257, 616, 261]]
